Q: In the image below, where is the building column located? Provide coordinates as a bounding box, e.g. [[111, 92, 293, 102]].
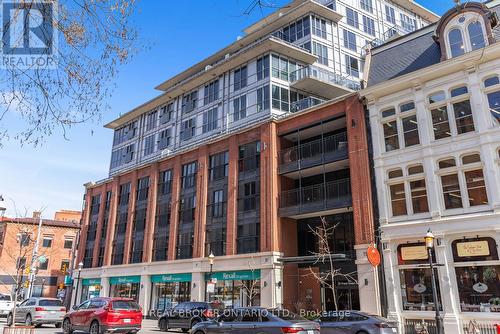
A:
[[123, 171, 138, 264], [382, 242, 403, 325], [143, 163, 159, 262], [168, 156, 182, 260], [140, 275, 151, 317], [194, 147, 209, 258], [260, 267, 282, 308], [103, 178, 120, 266], [355, 244, 381, 315], [100, 277, 110, 297], [76, 188, 93, 265], [91, 189, 107, 267], [480, 144, 500, 210], [191, 272, 205, 302], [226, 136, 239, 256]]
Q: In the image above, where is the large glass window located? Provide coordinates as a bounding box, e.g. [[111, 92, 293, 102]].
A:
[[204, 79, 219, 105], [256, 55, 269, 81], [449, 28, 465, 57], [346, 8, 359, 29], [400, 269, 442, 311], [151, 282, 190, 316], [484, 76, 500, 124], [233, 95, 247, 121], [234, 66, 247, 91], [383, 121, 399, 151], [343, 29, 357, 51], [256, 85, 270, 112], [110, 283, 140, 302], [312, 16, 327, 38], [271, 85, 289, 112], [468, 21, 486, 51], [203, 107, 218, 133]]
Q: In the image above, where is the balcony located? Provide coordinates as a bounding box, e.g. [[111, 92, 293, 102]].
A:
[[279, 178, 352, 217], [290, 96, 326, 113], [279, 132, 348, 174], [290, 65, 360, 99]]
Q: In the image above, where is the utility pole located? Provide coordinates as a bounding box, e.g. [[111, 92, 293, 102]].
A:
[[27, 212, 43, 298]]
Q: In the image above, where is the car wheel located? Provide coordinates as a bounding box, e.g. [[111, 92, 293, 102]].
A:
[[25, 314, 32, 326], [55, 322, 62, 328], [63, 318, 74, 334], [356, 331, 369, 334], [181, 328, 189, 332], [159, 318, 168, 331], [6, 313, 13, 326], [193, 331, 205, 334], [90, 320, 101, 334]]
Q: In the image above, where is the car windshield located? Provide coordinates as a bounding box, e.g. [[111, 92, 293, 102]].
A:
[[268, 309, 306, 321], [39, 299, 63, 306], [111, 300, 140, 310], [0, 295, 11, 301]]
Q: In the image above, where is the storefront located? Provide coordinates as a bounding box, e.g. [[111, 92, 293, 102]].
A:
[[81, 278, 101, 302], [109, 276, 141, 302], [150, 273, 191, 317], [397, 243, 442, 311], [206, 270, 261, 308], [452, 237, 500, 313]]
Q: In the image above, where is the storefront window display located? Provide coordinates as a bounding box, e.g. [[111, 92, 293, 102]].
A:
[[206, 270, 261, 308], [150, 274, 191, 317], [398, 243, 442, 311], [81, 278, 101, 302], [109, 276, 141, 302], [452, 237, 500, 312]]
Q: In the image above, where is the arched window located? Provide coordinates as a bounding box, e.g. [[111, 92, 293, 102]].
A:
[[468, 21, 486, 50], [449, 28, 465, 57]]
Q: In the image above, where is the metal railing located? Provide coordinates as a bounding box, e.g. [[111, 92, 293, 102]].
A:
[[404, 319, 437, 334], [279, 178, 351, 215], [290, 65, 361, 91], [461, 320, 499, 334], [279, 132, 348, 173], [290, 96, 326, 113]]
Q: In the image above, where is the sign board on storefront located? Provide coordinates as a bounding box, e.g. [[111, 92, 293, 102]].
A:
[[151, 273, 192, 283], [401, 245, 428, 261], [109, 276, 141, 285], [206, 270, 261, 281], [82, 278, 101, 286], [456, 240, 490, 258]]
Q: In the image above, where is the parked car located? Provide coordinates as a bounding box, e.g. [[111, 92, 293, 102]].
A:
[[0, 294, 14, 318], [316, 311, 399, 334], [157, 301, 224, 332], [62, 297, 142, 334], [191, 307, 320, 334], [7, 297, 66, 327]]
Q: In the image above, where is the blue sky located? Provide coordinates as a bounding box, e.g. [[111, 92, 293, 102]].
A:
[[0, 0, 452, 218]]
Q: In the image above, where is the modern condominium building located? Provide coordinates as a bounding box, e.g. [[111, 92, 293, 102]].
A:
[[361, 1, 500, 332], [76, 0, 437, 317]]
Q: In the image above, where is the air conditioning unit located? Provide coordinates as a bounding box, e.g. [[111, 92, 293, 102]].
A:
[[224, 53, 230, 59], [205, 65, 212, 71]]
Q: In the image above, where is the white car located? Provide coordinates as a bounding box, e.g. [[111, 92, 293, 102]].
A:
[[7, 297, 66, 327], [0, 294, 14, 317]]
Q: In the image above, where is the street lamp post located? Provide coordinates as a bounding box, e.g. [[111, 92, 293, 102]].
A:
[[207, 251, 215, 302], [425, 229, 444, 334], [73, 262, 83, 307]]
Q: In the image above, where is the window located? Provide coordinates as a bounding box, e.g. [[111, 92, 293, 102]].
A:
[[144, 134, 155, 156], [271, 85, 289, 112], [483, 76, 500, 124], [387, 165, 428, 217], [145, 110, 157, 131], [160, 103, 174, 124], [346, 8, 359, 29], [204, 79, 219, 105], [360, 0, 372, 13], [312, 42, 329, 65], [381, 101, 418, 151], [39, 258, 49, 270], [402, 115, 419, 147], [344, 55, 359, 78], [182, 90, 198, 113], [19, 233, 30, 246], [449, 29, 465, 57], [180, 118, 196, 141], [468, 21, 486, 51], [113, 121, 137, 146], [312, 16, 327, 39], [209, 151, 229, 181], [256, 55, 269, 81], [233, 95, 247, 121], [363, 16, 375, 36], [234, 66, 247, 91], [256, 85, 270, 112], [64, 238, 73, 249], [383, 121, 399, 151], [400, 268, 442, 311], [181, 162, 197, 189], [242, 182, 257, 211], [343, 30, 357, 51], [238, 141, 261, 173], [211, 190, 225, 218], [158, 128, 172, 150], [277, 16, 310, 42], [42, 237, 52, 248], [203, 107, 218, 133], [137, 176, 149, 202], [158, 169, 173, 195], [385, 5, 395, 24], [400, 13, 416, 32], [430, 105, 451, 139]]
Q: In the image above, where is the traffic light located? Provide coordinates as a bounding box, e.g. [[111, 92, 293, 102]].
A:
[[61, 264, 67, 274], [23, 280, 29, 288], [24, 266, 30, 274], [58, 283, 65, 290]]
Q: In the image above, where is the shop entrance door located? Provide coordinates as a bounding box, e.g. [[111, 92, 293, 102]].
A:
[[322, 284, 360, 311]]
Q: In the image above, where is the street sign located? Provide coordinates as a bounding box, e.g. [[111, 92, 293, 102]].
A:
[[38, 255, 47, 263], [367, 244, 381, 267], [64, 275, 73, 285]]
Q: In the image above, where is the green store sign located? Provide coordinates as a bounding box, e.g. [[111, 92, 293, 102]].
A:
[[151, 273, 192, 283], [206, 270, 261, 281], [109, 276, 141, 285], [82, 278, 101, 286]]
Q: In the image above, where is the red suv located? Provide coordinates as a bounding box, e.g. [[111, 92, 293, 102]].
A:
[[63, 298, 142, 334]]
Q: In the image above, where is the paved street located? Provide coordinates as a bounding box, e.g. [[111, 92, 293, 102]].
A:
[[0, 319, 171, 334]]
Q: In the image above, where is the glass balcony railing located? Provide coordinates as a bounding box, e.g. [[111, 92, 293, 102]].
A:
[[290, 65, 361, 91], [290, 96, 326, 113], [279, 178, 352, 216], [279, 132, 348, 173]]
